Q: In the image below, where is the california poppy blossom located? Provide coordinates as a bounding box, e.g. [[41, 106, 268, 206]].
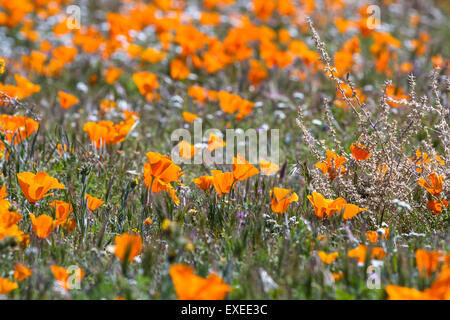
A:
[[318, 251, 339, 264], [386, 267, 450, 300], [0, 115, 39, 148], [342, 203, 367, 220], [418, 173, 444, 196], [58, 91, 79, 110], [178, 141, 200, 159], [182, 111, 198, 123], [85, 193, 104, 211], [14, 263, 32, 281], [143, 218, 152, 226], [348, 244, 386, 263], [169, 264, 232, 300], [132, 71, 159, 101], [0, 277, 18, 295], [350, 143, 371, 161], [105, 66, 122, 84], [427, 199, 449, 215], [113, 233, 143, 262], [207, 133, 226, 151], [193, 175, 214, 191], [366, 231, 379, 243], [143, 152, 184, 204], [415, 249, 441, 277], [270, 187, 298, 214], [259, 158, 280, 176], [170, 58, 190, 80], [307, 192, 346, 219], [211, 170, 235, 197], [51, 265, 85, 290], [50, 200, 75, 230], [83, 119, 136, 149], [17, 172, 64, 204], [232, 155, 259, 181], [30, 213, 54, 239], [315, 150, 346, 180]]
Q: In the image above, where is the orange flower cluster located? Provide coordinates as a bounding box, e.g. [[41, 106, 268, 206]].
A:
[[0, 74, 40, 102], [418, 173, 448, 215], [0, 114, 39, 154], [410, 149, 445, 173], [193, 154, 259, 197], [348, 244, 386, 264], [0, 186, 28, 247], [218, 91, 254, 121], [315, 150, 346, 180], [307, 192, 367, 220], [83, 118, 136, 149]]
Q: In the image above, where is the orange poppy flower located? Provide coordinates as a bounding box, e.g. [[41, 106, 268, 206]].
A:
[[30, 213, 54, 239], [315, 150, 346, 180], [49, 200, 75, 229], [140, 48, 166, 64], [348, 245, 386, 263], [143, 152, 184, 204], [52, 46, 77, 64], [51, 265, 85, 290], [371, 247, 387, 260], [259, 158, 280, 176], [342, 203, 367, 220], [83, 119, 135, 148], [14, 263, 32, 281], [253, 0, 276, 21], [232, 155, 259, 181], [188, 85, 208, 104], [386, 267, 450, 300], [248, 59, 268, 87], [113, 233, 143, 262], [350, 143, 371, 161], [211, 170, 235, 197], [17, 172, 65, 204], [427, 200, 449, 215], [418, 173, 444, 196], [200, 12, 221, 26], [318, 251, 339, 264], [105, 66, 123, 84], [178, 141, 200, 159], [143, 218, 152, 226], [366, 231, 379, 243], [132, 72, 159, 101], [270, 187, 298, 214], [386, 285, 433, 300], [0, 115, 39, 145], [0, 277, 18, 295], [169, 264, 232, 300], [58, 91, 79, 110], [218, 91, 254, 119], [182, 111, 198, 123], [415, 249, 442, 277], [307, 192, 346, 219], [85, 193, 104, 211], [170, 58, 190, 80], [207, 133, 226, 151], [193, 175, 214, 191]]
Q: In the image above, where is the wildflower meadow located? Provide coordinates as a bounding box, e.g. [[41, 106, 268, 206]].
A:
[[0, 0, 449, 303]]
